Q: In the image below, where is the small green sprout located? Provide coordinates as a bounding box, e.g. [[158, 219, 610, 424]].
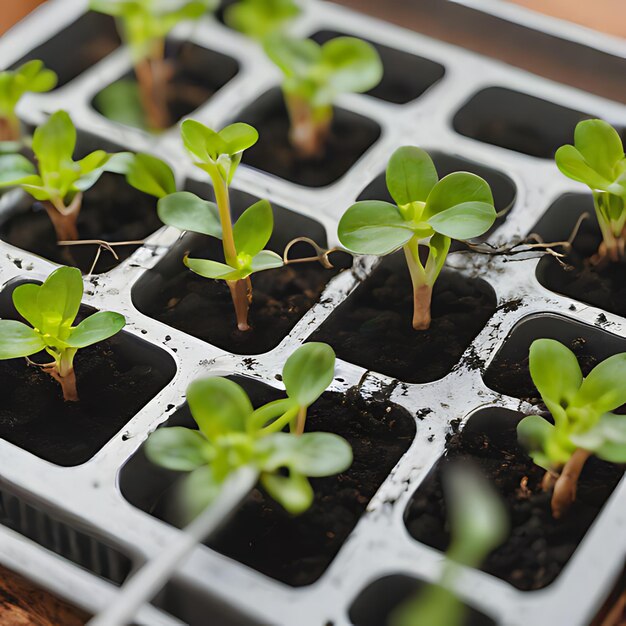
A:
[[225, 0, 301, 40], [263, 34, 383, 157], [145, 343, 352, 515], [0, 110, 129, 243], [90, 0, 218, 129], [517, 338, 626, 519], [391, 464, 508, 626], [338, 146, 497, 330], [0, 60, 57, 144], [0, 266, 125, 402], [555, 119, 626, 263], [157, 120, 283, 331]]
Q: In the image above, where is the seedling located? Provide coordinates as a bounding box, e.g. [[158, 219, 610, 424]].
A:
[[90, 0, 218, 129], [263, 34, 383, 157], [518, 339, 626, 519], [391, 464, 508, 626], [157, 120, 283, 331], [0, 110, 129, 242], [225, 0, 301, 40], [0, 266, 125, 401], [0, 60, 57, 144], [146, 343, 352, 515], [555, 119, 626, 262], [338, 146, 497, 330]]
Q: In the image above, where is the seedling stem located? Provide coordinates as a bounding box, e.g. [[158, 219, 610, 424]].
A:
[[285, 95, 332, 158]]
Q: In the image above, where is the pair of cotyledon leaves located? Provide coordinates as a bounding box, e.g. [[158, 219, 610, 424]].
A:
[[146, 342, 352, 515], [225, 0, 300, 40], [0, 110, 130, 203], [518, 338, 626, 471], [0, 60, 57, 121], [0, 267, 125, 362], [339, 146, 497, 257]]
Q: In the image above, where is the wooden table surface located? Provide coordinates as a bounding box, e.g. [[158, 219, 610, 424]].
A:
[[0, 1, 624, 624]]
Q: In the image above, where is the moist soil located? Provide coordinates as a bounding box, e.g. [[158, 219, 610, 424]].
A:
[[405, 409, 624, 590], [310, 252, 497, 383], [0, 338, 173, 466], [126, 382, 415, 587], [0, 173, 161, 274], [239, 89, 381, 187], [141, 261, 341, 355]]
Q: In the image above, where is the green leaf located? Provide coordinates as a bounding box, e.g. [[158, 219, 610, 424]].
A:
[[249, 250, 283, 273], [424, 232, 451, 285], [445, 464, 508, 568], [594, 440, 626, 463], [36, 266, 83, 336], [424, 172, 494, 219], [572, 352, 626, 415], [338, 200, 413, 255], [232, 199, 273, 257], [181, 119, 227, 162], [260, 470, 313, 514], [574, 119, 624, 182], [529, 339, 583, 410], [517, 414, 555, 463], [427, 201, 496, 240], [264, 35, 321, 78], [32, 110, 76, 174], [12, 283, 43, 330], [282, 342, 335, 407], [0, 154, 38, 187], [145, 426, 212, 471], [224, 0, 300, 39], [390, 583, 464, 626], [386, 146, 438, 207], [322, 37, 383, 96], [287, 432, 352, 476], [66, 311, 126, 348], [184, 256, 240, 280], [94, 79, 147, 130], [126, 153, 176, 198], [181, 465, 225, 520], [219, 123, 259, 155], [157, 192, 222, 238], [0, 320, 45, 359], [570, 412, 626, 452], [186, 377, 253, 439], [555, 145, 614, 191]]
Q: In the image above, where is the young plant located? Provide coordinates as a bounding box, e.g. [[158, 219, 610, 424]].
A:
[[0, 266, 125, 402], [555, 119, 626, 263], [145, 343, 352, 516], [338, 146, 497, 330], [263, 34, 383, 157], [157, 120, 283, 331], [391, 464, 508, 626], [225, 0, 301, 40], [0, 60, 57, 143], [517, 339, 626, 519], [90, 0, 218, 130], [0, 110, 129, 242]]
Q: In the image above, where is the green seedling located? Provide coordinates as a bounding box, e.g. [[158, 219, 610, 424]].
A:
[[146, 343, 351, 516], [225, 0, 301, 40], [517, 338, 626, 519], [157, 120, 283, 331], [391, 464, 508, 626], [0, 110, 129, 242], [556, 119, 626, 263], [0, 60, 57, 144], [338, 146, 497, 330], [263, 34, 383, 157], [0, 266, 125, 401], [90, 0, 218, 130]]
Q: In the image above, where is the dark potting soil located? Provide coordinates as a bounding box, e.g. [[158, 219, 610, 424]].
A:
[[533, 193, 626, 318], [0, 173, 162, 274], [310, 252, 497, 383], [92, 41, 238, 130], [120, 380, 415, 586], [404, 409, 624, 591], [0, 338, 175, 467], [349, 575, 495, 626], [238, 88, 381, 187]]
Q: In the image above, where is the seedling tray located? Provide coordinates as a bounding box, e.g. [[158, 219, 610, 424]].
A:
[[0, 0, 624, 624]]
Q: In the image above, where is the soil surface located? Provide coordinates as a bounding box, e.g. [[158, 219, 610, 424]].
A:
[[405, 409, 624, 590], [0, 173, 161, 274], [310, 252, 496, 383], [239, 88, 381, 187], [123, 380, 415, 587], [0, 301, 174, 466]]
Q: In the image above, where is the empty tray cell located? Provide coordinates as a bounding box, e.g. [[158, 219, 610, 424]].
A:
[[120, 376, 415, 586], [311, 30, 445, 104], [483, 313, 626, 399], [10, 12, 121, 88], [532, 193, 626, 318], [453, 87, 589, 158]]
